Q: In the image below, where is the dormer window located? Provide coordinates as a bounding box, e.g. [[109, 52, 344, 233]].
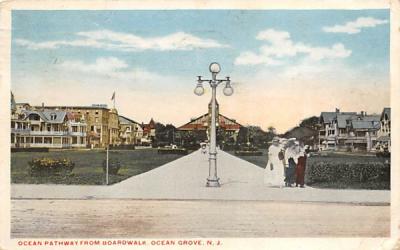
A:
[[50, 113, 57, 120]]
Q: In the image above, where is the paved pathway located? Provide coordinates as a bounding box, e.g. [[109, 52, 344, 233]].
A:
[[11, 199, 389, 238], [12, 149, 390, 204]]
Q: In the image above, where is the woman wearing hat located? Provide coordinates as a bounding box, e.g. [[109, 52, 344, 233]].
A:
[[284, 140, 299, 187], [264, 137, 285, 188]]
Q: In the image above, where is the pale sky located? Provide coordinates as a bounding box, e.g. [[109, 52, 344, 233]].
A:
[[11, 10, 389, 133]]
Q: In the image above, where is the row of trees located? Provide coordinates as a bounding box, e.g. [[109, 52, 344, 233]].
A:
[[151, 116, 320, 150]]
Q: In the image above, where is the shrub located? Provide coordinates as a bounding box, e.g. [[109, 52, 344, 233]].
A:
[[305, 157, 390, 189], [29, 158, 74, 176], [102, 160, 122, 175], [157, 148, 188, 155]]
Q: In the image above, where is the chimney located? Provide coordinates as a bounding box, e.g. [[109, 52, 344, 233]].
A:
[[335, 108, 340, 113], [361, 111, 365, 117], [42, 102, 44, 111]]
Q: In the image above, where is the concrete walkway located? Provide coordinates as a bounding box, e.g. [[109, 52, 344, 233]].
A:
[[11, 149, 390, 204]]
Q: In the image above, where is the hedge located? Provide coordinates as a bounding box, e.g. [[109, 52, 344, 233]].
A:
[[305, 157, 390, 188], [157, 148, 188, 155]]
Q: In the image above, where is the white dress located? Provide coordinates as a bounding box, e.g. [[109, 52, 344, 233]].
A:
[[264, 144, 285, 187]]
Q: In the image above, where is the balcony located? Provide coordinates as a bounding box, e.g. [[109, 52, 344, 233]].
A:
[[30, 131, 69, 136], [16, 143, 72, 148], [70, 132, 87, 136], [69, 122, 86, 126], [11, 128, 31, 135]]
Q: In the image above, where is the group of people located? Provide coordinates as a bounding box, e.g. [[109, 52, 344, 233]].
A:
[[264, 137, 309, 188]]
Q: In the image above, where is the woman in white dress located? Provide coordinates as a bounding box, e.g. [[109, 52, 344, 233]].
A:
[[264, 137, 285, 187]]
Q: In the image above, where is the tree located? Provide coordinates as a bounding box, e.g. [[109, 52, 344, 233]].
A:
[[299, 116, 320, 130], [267, 126, 276, 134], [237, 127, 249, 145]]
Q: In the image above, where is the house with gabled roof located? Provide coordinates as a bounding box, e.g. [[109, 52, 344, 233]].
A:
[[118, 115, 143, 145], [11, 109, 87, 149], [177, 99, 242, 144], [376, 107, 391, 152], [319, 109, 381, 152]]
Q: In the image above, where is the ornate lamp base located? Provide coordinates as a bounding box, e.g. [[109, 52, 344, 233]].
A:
[[206, 177, 220, 187]]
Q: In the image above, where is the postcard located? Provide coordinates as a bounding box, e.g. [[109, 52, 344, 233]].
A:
[[0, 0, 399, 249]]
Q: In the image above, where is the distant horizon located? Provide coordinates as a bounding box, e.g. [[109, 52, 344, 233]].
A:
[[12, 10, 389, 133]]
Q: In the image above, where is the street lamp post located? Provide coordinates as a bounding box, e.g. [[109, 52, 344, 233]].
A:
[[194, 62, 234, 187]]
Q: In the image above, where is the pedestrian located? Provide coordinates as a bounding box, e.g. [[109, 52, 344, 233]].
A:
[[296, 145, 307, 188], [284, 139, 298, 187], [264, 137, 285, 188]]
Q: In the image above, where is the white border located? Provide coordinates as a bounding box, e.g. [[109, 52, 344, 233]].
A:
[[0, 0, 398, 249]]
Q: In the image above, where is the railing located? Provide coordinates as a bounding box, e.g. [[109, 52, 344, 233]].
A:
[[69, 122, 86, 126], [17, 143, 71, 148], [11, 128, 30, 134], [29, 131, 69, 136], [70, 132, 87, 136]]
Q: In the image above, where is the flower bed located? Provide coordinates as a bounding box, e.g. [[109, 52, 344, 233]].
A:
[[29, 158, 74, 176]]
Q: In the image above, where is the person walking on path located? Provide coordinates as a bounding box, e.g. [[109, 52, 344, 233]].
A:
[[284, 139, 298, 187], [296, 145, 307, 188], [264, 137, 285, 188]]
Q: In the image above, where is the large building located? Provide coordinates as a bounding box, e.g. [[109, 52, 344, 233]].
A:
[[33, 105, 119, 148], [318, 109, 381, 152], [177, 99, 242, 143], [11, 109, 87, 149]]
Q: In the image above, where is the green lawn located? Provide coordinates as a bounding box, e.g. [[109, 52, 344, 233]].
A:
[[11, 149, 186, 185], [226, 149, 268, 168]]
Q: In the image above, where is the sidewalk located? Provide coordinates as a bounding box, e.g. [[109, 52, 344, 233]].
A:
[[11, 149, 390, 204]]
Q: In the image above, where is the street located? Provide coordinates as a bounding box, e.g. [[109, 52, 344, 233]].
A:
[[11, 199, 389, 238]]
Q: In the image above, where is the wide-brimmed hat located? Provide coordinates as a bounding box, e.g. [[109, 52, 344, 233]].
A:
[[272, 137, 280, 142]]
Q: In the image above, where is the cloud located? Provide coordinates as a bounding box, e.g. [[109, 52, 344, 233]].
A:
[[59, 57, 128, 74], [15, 29, 228, 52], [234, 28, 351, 66], [323, 17, 388, 34], [57, 57, 165, 84]]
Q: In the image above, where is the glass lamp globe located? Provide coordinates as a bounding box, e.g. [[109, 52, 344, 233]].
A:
[[223, 83, 234, 96], [209, 62, 221, 74], [194, 84, 205, 96]]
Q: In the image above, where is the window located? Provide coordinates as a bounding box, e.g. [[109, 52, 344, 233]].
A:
[[95, 111, 99, 115], [95, 117, 99, 123], [30, 114, 40, 120], [44, 137, 52, 144], [34, 137, 43, 143], [50, 113, 57, 120], [91, 126, 94, 132]]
